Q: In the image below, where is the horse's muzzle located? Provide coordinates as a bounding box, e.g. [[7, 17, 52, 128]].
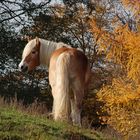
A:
[[19, 63, 28, 72], [20, 65, 28, 72]]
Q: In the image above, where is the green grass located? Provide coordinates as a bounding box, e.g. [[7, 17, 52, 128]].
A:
[[0, 107, 111, 140]]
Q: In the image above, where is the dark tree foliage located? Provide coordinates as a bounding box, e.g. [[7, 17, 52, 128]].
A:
[[0, 0, 52, 105], [21, 2, 93, 53], [0, 0, 51, 25]]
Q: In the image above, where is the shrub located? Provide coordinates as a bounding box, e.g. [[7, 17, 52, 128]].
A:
[[97, 78, 140, 138]]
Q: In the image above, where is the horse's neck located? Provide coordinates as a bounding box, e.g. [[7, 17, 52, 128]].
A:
[[40, 40, 65, 67]]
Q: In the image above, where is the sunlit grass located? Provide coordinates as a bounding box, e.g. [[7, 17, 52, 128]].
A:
[[0, 106, 110, 140]]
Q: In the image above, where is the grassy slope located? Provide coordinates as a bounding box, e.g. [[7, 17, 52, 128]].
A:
[[0, 107, 110, 140]]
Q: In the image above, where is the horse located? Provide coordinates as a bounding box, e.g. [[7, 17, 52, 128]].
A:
[[19, 37, 91, 125]]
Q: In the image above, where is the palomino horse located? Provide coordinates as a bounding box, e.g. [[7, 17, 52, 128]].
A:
[[19, 37, 90, 125]]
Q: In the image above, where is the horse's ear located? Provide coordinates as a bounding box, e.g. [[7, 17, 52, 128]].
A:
[[36, 37, 40, 48], [26, 36, 32, 42]]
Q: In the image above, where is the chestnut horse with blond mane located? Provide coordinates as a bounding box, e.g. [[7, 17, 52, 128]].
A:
[[19, 37, 90, 125]]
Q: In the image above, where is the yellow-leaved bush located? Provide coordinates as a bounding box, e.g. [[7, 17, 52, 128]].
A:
[[90, 20, 140, 83], [89, 7, 140, 138], [121, 0, 140, 16], [97, 78, 140, 137]]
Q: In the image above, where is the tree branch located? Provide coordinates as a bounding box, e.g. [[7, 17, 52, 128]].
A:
[[0, 0, 51, 23]]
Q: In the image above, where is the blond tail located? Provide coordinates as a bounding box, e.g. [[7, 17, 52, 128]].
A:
[[53, 53, 71, 121]]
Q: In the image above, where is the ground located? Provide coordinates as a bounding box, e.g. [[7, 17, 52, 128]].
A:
[[0, 107, 112, 140]]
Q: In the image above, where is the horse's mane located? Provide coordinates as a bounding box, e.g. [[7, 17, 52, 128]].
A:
[[39, 38, 71, 66], [22, 38, 71, 67]]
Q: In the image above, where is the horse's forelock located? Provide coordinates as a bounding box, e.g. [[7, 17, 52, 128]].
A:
[[22, 39, 36, 59]]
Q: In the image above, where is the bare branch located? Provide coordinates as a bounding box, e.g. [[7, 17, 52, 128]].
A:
[[0, 0, 51, 24]]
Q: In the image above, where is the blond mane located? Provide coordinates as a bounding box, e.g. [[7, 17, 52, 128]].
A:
[[22, 38, 71, 67]]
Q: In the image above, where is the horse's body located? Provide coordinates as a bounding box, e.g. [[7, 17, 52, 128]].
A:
[[19, 38, 90, 125]]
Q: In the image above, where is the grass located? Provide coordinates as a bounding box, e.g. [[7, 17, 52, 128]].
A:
[[0, 106, 112, 140]]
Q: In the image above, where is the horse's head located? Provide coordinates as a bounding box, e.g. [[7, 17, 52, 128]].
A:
[[19, 37, 40, 72]]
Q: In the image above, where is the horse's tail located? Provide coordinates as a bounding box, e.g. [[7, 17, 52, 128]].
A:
[[53, 52, 71, 121]]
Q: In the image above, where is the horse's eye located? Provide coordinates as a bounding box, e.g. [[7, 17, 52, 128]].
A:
[[32, 51, 36, 54]]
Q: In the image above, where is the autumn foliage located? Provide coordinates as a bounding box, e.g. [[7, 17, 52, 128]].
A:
[[89, 0, 140, 138]]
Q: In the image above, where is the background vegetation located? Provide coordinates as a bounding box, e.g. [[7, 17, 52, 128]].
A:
[[0, 0, 140, 139]]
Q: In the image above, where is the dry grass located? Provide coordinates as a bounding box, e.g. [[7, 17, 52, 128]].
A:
[[0, 96, 51, 118]]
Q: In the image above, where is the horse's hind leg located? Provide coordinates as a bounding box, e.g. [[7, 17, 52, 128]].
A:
[[71, 88, 84, 125], [70, 98, 81, 125]]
